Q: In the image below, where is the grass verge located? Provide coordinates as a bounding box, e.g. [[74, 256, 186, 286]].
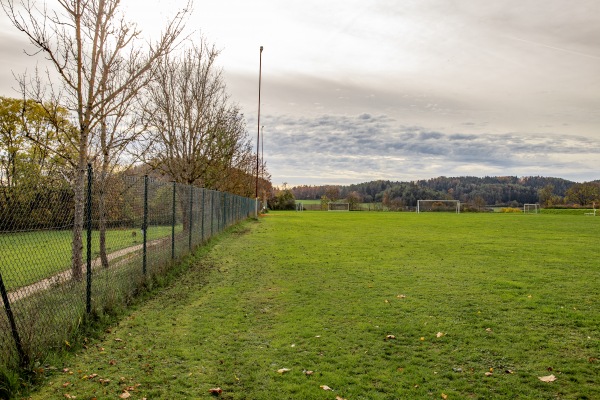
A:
[[25, 212, 600, 399]]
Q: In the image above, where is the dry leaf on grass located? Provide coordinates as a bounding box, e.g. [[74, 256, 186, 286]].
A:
[[119, 390, 131, 399], [385, 335, 396, 340], [441, 393, 448, 399], [320, 385, 332, 391], [397, 294, 407, 299], [303, 370, 314, 376], [277, 368, 291, 374], [538, 374, 557, 382], [436, 332, 444, 338], [336, 396, 347, 400], [208, 387, 223, 395], [484, 372, 493, 377]]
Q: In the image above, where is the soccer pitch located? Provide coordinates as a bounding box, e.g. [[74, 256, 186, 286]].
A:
[[29, 211, 600, 399]]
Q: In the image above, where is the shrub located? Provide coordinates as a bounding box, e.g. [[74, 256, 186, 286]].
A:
[[500, 207, 522, 213]]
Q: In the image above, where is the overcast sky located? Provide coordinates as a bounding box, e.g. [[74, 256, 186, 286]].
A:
[[1, 0, 599, 186]]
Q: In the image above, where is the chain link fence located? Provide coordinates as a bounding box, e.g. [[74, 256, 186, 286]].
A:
[[0, 167, 257, 370]]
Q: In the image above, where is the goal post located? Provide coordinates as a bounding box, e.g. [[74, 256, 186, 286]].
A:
[[523, 203, 540, 214], [328, 202, 350, 212], [417, 200, 460, 213]]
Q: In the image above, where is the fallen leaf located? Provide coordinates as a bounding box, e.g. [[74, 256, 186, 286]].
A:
[[385, 335, 396, 340], [303, 370, 314, 376], [589, 357, 599, 363], [420, 337, 425, 341], [62, 382, 71, 388], [277, 368, 291, 374], [384, 299, 389, 304], [64, 394, 76, 399], [547, 366, 553, 371], [109, 359, 117, 365], [335, 397, 347, 400], [119, 391, 131, 399], [208, 387, 223, 395], [397, 294, 406, 299], [484, 372, 493, 377], [115, 338, 123, 342], [485, 328, 493, 333], [98, 378, 111, 384], [441, 393, 448, 399], [63, 368, 70, 373], [436, 332, 444, 338], [505, 369, 514, 374], [538, 374, 557, 383], [320, 385, 332, 391]]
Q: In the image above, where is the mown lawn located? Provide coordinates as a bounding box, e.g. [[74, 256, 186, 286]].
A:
[[28, 212, 599, 399], [0, 225, 179, 291]]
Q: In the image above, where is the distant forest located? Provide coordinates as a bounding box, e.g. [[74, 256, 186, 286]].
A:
[[290, 176, 600, 208]]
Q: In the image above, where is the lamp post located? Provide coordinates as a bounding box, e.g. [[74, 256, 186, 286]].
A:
[[255, 46, 263, 203]]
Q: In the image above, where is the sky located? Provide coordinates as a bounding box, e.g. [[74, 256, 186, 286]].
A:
[[1, 0, 599, 186]]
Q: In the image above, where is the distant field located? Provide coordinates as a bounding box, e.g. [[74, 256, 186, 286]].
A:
[[29, 212, 600, 399], [0, 225, 180, 291]]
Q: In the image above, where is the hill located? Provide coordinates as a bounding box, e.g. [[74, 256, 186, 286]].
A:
[[290, 176, 583, 207]]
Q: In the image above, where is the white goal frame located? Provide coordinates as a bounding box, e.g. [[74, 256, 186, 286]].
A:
[[523, 203, 540, 214], [328, 202, 350, 212], [417, 200, 460, 214]]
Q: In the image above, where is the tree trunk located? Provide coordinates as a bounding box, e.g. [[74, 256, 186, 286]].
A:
[[71, 164, 85, 281], [98, 167, 109, 268]]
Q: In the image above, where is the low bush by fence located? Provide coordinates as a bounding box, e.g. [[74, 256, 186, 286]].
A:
[[0, 168, 257, 371]]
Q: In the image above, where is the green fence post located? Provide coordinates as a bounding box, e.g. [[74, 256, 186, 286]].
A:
[[86, 163, 93, 315], [188, 186, 193, 251], [142, 175, 148, 275], [210, 191, 214, 239], [171, 181, 176, 260], [201, 188, 205, 243]]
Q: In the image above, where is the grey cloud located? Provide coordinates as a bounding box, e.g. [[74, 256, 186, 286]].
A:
[[261, 112, 600, 185]]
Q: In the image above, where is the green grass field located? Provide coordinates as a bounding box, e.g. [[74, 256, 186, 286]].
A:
[[0, 225, 179, 291], [27, 212, 599, 399]]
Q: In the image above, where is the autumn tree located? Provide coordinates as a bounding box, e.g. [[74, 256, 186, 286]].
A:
[[141, 38, 258, 227], [565, 182, 600, 206], [0, 97, 74, 229], [346, 191, 362, 211], [1, 0, 189, 280]]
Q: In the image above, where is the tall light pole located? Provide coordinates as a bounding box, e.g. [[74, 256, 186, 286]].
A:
[[255, 45, 263, 201]]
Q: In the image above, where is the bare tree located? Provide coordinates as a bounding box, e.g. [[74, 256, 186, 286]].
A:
[[1, 0, 190, 280], [142, 38, 256, 227]]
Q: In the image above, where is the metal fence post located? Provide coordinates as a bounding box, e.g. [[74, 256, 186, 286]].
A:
[[201, 188, 205, 242], [86, 163, 93, 315], [142, 175, 148, 275], [171, 181, 176, 260], [188, 186, 193, 251], [210, 191, 214, 239], [0, 272, 27, 367]]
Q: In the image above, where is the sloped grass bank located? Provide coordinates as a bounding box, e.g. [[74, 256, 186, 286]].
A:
[[28, 213, 599, 399]]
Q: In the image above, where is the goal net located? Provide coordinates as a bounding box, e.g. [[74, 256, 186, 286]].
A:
[[523, 203, 539, 214], [328, 202, 350, 212], [417, 200, 460, 213]]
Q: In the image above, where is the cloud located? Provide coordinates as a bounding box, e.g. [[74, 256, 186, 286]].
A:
[[261, 113, 600, 185]]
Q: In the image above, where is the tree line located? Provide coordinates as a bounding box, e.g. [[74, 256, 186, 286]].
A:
[[291, 176, 600, 210], [0, 0, 270, 280]]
